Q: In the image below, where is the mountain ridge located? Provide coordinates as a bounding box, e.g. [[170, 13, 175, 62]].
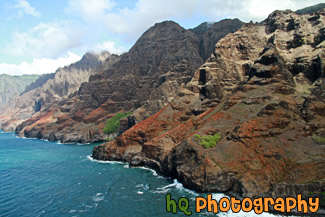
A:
[[0, 74, 39, 107], [93, 8, 325, 210], [12, 18, 244, 143], [0, 51, 115, 131]]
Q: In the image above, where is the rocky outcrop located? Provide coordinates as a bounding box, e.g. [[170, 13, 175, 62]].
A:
[[93, 8, 325, 210], [14, 19, 243, 143], [0, 52, 113, 132]]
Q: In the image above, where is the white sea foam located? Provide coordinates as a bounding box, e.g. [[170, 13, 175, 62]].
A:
[[137, 191, 144, 195], [152, 188, 170, 194], [212, 193, 229, 201], [173, 179, 198, 196], [157, 182, 177, 190], [92, 193, 104, 202], [87, 155, 165, 180], [133, 166, 158, 176], [17, 136, 37, 140], [154, 179, 198, 196], [86, 155, 127, 165], [77, 143, 90, 146]]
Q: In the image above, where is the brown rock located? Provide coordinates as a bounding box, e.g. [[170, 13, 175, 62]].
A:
[[93, 9, 325, 209]]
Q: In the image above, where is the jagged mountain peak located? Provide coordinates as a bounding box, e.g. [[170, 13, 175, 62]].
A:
[[10, 18, 244, 143], [136, 20, 189, 43], [191, 19, 242, 34]]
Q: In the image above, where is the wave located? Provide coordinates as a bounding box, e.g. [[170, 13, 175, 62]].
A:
[[86, 155, 127, 165], [92, 193, 104, 202], [17, 135, 38, 140], [156, 179, 198, 196], [131, 166, 158, 176], [0, 130, 14, 134], [77, 143, 91, 146]]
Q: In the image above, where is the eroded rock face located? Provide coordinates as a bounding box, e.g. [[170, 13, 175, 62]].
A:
[[14, 19, 243, 143], [93, 9, 325, 206]]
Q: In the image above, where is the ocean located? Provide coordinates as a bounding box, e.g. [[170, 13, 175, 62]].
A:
[[0, 132, 291, 217]]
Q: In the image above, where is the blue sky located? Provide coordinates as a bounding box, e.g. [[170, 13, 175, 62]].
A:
[[0, 0, 323, 75]]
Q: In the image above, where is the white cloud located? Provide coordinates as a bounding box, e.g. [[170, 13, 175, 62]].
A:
[[0, 52, 81, 76], [67, 0, 325, 41], [67, 0, 115, 22], [6, 21, 85, 59], [14, 0, 40, 17], [91, 40, 124, 55], [203, 0, 325, 22]]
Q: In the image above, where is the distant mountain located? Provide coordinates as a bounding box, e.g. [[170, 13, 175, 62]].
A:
[[295, 3, 325, 15], [0, 51, 117, 131], [21, 73, 55, 95], [0, 74, 39, 106], [12, 19, 244, 143]]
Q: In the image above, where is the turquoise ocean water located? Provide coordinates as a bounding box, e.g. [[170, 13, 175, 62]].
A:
[[0, 132, 288, 217]]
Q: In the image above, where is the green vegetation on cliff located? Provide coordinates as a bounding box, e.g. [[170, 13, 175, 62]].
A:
[[313, 137, 325, 145], [194, 133, 221, 148], [104, 111, 133, 134]]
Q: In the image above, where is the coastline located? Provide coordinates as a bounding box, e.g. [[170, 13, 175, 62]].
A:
[[90, 149, 323, 217], [0, 131, 322, 216]]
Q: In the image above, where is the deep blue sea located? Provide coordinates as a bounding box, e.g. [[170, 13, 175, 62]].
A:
[[0, 132, 289, 217]]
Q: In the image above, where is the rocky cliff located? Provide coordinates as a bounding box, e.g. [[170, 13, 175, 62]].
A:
[[14, 19, 243, 143], [0, 52, 114, 131], [93, 8, 325, 210]]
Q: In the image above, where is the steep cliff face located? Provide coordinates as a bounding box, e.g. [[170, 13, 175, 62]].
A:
[[93, 8, 325, 205], [0, 52, 112, 131], [15, 19, 243, 143], [132, 19, 244, 122], [191, 19, 244, 61]]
